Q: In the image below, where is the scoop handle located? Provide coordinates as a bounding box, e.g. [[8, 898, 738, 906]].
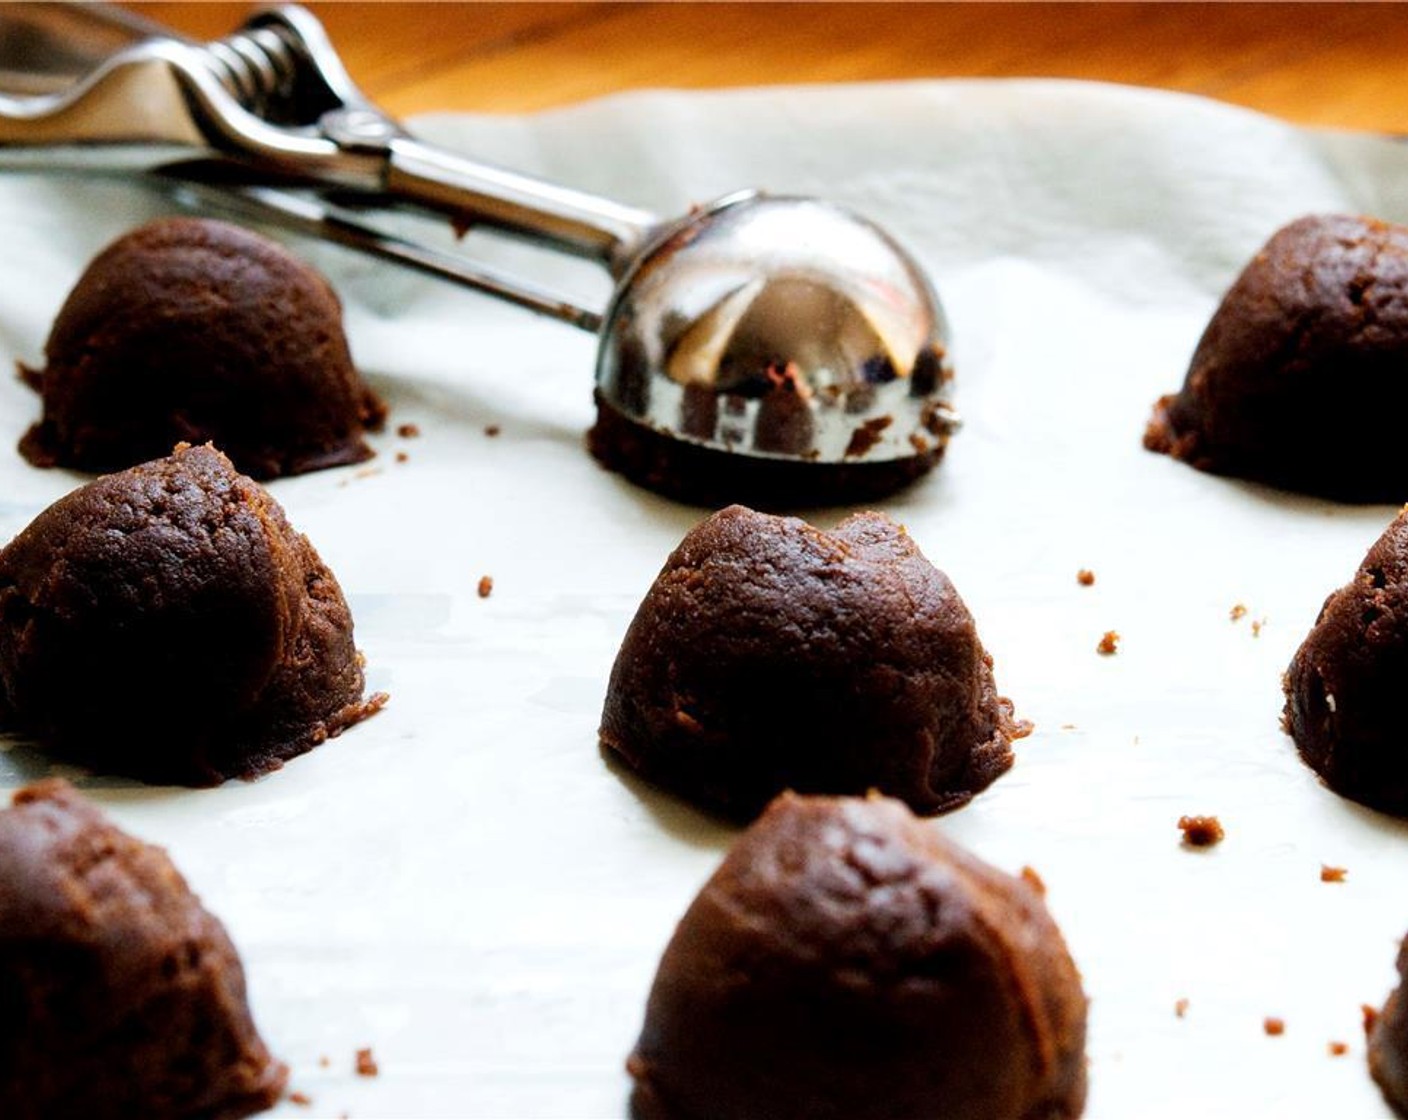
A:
[[383, 135, 656, 273], [0, 3, 182, 94]]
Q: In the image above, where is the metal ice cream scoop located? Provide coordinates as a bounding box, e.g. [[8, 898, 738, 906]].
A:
[[0, 3, 958, 503]]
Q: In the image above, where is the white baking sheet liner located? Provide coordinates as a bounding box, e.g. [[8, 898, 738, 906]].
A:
[[3, 79, 1408, 1117]]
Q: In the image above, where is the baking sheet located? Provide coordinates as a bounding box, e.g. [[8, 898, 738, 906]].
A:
[[3, 79, 1408, 1117]]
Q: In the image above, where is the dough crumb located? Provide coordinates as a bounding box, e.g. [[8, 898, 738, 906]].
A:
[[1178, 815, 1224, 847]]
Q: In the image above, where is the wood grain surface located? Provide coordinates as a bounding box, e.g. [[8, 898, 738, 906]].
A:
[[123, 3, 1408, 132]]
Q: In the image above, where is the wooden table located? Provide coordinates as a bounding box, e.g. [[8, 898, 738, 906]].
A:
[[126, 3, 1408, 133]]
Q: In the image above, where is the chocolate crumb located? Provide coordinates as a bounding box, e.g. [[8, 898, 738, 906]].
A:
[[1329, 1040, 1349, 1056], [1251, 618, 1265, 637], [395, 451, 408, 464], [1097, 630, 1120, 655], [1019, 865, 1046, 896], [1321, 864, 1348, 883], [477, 575, 493, 599], [289, 1090, 313, 1107], [355, 1047, 379, 1077], [1076, 569, 1095, 586], [1264, 1017, 1285, 1036], [484, 424, 501, 437], [1178, 815, 1224, 847], [1230, 603, 1248, 621], [396, 423, 420, 439], [349, 692, 390, 725], [1365, 1004, 1382, 1037], [843, 416, 894, 459], [1175, 998, 1189, 1019], [318, 1056, 330, 1069]]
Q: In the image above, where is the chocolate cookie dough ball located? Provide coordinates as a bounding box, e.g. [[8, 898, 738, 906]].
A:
[[1284, 506, 1408, 814], [0, 443, 383, 785], [1372, 938, 1408, 1117], [0, 779, 286, 1120], [600, 505, 1028, 820], [20, 217, 387, 480], [588, 390, 947, 511], [627, 792, 1089, 1120], [1145, 214, 1408, 501]]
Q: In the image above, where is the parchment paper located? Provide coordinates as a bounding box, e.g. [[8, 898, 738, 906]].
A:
[[3, 79, 1408, 1118]]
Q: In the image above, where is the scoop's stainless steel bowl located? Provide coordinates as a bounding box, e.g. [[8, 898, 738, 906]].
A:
[[598, 191, 956, 469]]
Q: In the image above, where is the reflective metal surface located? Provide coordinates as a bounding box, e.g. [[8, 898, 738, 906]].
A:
[[601, 192, 957, 464]]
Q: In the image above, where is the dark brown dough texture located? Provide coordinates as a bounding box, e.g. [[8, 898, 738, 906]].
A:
[[0, 443, 382, 785], [588, 390, 946, 511], [1284, 505, 1408, 815], [0, 779, 286, 1120], [599, 505, 1028, 820], [627, 792, 1089, 1120], [1371, 937, 1408, 1118], [20, 216, 387, 480], [1144, 214, 1408, 501]]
